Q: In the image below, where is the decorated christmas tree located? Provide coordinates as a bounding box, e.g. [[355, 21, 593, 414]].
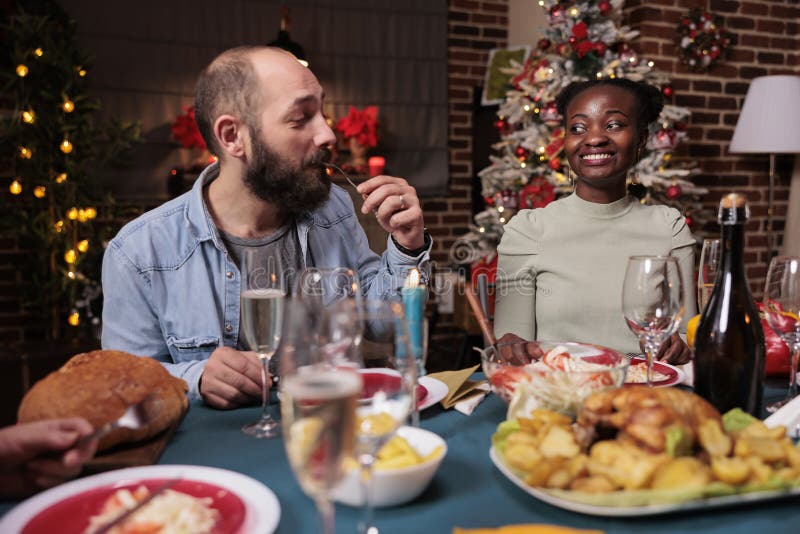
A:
[[1, 6, 139, 340], [451, 0, 708, 269]]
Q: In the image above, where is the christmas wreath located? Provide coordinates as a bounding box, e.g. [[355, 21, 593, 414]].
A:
[[675, 8, 734, 71]]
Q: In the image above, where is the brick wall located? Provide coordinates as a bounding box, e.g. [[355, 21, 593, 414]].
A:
[[627, 0, 799, 295]]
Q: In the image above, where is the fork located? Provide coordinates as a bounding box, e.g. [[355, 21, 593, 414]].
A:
[[93, 477, 182, 534], [78, 395, 158, 446], [323, 162, 361, 192]]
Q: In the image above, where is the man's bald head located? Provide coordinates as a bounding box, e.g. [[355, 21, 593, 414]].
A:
[[195, 46, 294, 157]]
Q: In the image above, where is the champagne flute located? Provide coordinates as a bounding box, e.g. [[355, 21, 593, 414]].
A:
[[622, 256, 685, 386], [763, 256, 800, 413], [354, 300, 416, 534], [697, 238, 721, 313], [281, 300, 362, 534], [241, 252, 286, 438]]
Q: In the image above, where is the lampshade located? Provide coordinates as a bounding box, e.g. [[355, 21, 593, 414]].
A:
[[268, 4, 308, 67], [729, 75, 800, 154]]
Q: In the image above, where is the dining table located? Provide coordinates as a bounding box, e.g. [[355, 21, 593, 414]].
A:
[[1, 378, 797, 533]]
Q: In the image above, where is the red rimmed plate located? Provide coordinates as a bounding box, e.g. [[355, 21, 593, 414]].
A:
[[626, 357, 685, 387], [0, 465, 280, 534], [360, 369, 428, 405]]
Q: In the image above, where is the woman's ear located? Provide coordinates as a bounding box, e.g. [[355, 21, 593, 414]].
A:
[[213, 114, 246, 159]]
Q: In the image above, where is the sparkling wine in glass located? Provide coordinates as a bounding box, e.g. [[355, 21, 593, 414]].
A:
[[622, 256, 684, 386], [697, 238, 721, 314], [763, 256, 800, 413], [281, 300, 362, 534], [241, 252, 286, 438]]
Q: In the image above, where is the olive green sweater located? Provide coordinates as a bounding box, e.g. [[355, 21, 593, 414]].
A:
[[494, 193, 697, 354]]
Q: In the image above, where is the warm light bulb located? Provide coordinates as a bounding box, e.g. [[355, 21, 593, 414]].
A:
[[55, 172, 67, 183], [68, 311, 80, 326], [19, 146, 32, 159], [85, 207, 97, 219], [62, 100, 75, 113], [54, 220, 64, 232], [76, 66, 87, 77], [60, 139, 73, 154], [77, 239, 89, 253], [16, 64, 28, 77], [33, 48, 44, 57], [64, 249, 77, 264], [33, 186, 46, 198], [67, 271, 76, 279], [520, 162, 527, 168], [67, 207, 79, 220], [9, 180, 22, 195], [22, 110, 35, 123], [77, 209, 88, 222], [568, 7, 579, 17]]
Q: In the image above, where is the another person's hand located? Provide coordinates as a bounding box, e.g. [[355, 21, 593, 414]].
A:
[[0, 418, 97, 498], [655, 333, 692, 365], [495, 332, 544, 365], [200, 347, 265, 409], [358, 176, 425, 251]]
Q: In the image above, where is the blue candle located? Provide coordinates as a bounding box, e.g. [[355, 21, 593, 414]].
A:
[[402, 268, 425, 370]]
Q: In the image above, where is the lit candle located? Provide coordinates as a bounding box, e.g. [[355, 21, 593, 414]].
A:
[[402, 268, 425, 367], [368, 156, 385, 177]]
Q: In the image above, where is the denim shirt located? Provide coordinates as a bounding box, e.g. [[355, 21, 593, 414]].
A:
[[101, 163, 432, 400]]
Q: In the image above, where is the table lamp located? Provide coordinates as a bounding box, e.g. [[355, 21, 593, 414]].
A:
[[729, 75, 800, 259]]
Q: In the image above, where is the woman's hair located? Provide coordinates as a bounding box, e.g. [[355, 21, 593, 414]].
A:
[[555, 78, 664, 132]]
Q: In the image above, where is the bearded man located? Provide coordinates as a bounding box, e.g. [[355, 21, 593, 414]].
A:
[[101, 47, 431, 409]]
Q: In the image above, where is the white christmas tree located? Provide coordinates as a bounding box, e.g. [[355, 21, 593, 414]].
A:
[[451, 0, 707, 268]]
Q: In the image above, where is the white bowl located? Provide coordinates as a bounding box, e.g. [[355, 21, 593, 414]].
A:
[[331, 426, 446, 508]]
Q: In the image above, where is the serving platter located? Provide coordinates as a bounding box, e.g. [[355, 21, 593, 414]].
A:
[[490, 447, 800, 517]]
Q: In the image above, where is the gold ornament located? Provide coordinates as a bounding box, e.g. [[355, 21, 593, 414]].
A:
[[19, 146, 32, 159], [16, 64, 28, 77], [84, 207, 97, 219], [68, 311, 80, 326], [33, 186, 46, 198], [77, 239, 89, 253], [9, 180, 22, 195], [62, 100, 75, 113], [22, 110, 35, 124], [60, 139, 73, 154], [67, 207, 79, 220], [64, 249, 77, 264], [55, 172, 67, 183]]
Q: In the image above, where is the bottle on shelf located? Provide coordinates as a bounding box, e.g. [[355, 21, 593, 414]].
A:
[[694, 193, 765, 416]]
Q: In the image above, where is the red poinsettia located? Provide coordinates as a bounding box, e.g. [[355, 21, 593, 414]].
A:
[[518, 177, 556, 209], [335, 106, 379, 149], [171, 106, 206, 150]]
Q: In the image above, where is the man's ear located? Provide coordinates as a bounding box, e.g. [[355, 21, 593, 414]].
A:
[[213, 114, 247, 159]]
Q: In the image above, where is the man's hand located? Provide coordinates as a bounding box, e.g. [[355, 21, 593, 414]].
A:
[[0, 418, 97, 498], [200, 347, 265, 409], [495, 332, 544, 365], [656, 333, 693, 365], [357, 176, 425, 251]]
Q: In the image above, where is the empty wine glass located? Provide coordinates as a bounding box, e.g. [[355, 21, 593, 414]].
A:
[[280, 300, 362, 534], [697, 238, 721, 314], [622, 256, 685, 386], [240, 252, 286, 438], [763, 256, 800, 413]]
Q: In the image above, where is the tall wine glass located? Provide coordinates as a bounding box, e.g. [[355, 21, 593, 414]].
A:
[[622, 256, 685, 386], [763, 256, 800, 413], [697, 238, 721, 313], [241, 252, 286, 438], [353, 300, 416, 534], [280, 300, 362, 534]]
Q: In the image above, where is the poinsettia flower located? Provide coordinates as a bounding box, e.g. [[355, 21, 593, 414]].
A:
[[171, 106, 207, 150], [571, 21, 588, 40], [335, 106, 379, 148]]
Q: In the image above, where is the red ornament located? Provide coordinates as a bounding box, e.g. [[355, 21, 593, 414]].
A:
[[598, 1, 611, 16], [483, 195, 495, 207], [662, 84, 674, 98], [548, 158, 562, 171], [685, 215, 694, 228], [575, 41, 594, 58], [594, 42, 607, 56], [515, 146, 528, 158], [569, 36, 577, 45], [572, 22, 588, 40], [666, 184, 682, 199], [493, 119, 507, 131], [518, 177, 556, 210], [538, 38, 551, 50]]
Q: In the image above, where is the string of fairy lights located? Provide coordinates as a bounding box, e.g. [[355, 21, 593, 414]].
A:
[[9, 46, 96, 328]]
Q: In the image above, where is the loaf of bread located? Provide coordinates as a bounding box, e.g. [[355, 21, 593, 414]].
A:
[[17, 350, 188, 451]]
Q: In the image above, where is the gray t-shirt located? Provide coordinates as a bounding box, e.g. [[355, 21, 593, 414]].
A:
[[219, 221, 304, 350]]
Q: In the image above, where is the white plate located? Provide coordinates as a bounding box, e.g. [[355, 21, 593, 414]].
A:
[[625, 357, 685, 388], [0, 465, 280, 533], [418, 376, 448, 410], [490, 446, 800, 517]]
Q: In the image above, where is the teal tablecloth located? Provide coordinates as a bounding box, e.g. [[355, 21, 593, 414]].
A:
[[2, 385, 797, 533]]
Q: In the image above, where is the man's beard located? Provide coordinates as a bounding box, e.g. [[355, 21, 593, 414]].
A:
[[243, 132, 331, 216]]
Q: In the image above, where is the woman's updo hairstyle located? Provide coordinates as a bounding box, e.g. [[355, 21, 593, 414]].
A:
[[555, 78, 664, 132]]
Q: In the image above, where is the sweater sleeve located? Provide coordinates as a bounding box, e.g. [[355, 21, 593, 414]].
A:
[[493, 210, 539, 340]]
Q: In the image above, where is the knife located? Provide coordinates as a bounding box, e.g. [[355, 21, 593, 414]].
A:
[[93, 477, 182, 534]]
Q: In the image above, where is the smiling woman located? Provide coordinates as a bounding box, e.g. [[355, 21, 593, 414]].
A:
[[493, 79, 697, 366]]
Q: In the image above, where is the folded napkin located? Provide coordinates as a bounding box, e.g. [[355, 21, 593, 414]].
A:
[[764, 387, 800, 438], [426, 365, 488, 414], [453, 525, 604, 534]]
